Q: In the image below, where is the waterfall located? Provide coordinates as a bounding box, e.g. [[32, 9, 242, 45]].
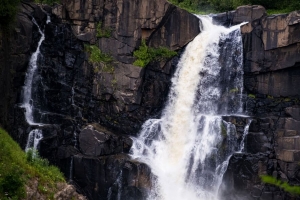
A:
[[21, 16, 50, 154], [131, 16, 248, 200], [21, 17, 45, 126], [25, 129, 43, 157]]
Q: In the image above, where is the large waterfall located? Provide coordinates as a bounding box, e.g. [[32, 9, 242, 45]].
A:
[[131, 17, 248, 200]]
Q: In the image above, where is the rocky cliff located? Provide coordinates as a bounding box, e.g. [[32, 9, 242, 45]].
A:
[[0, 0, 199, 199], [1, 1, 300, 199], [216, 7, 300, 200]]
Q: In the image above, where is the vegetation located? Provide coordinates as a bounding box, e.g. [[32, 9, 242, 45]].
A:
[[34, 0, 60, 5], [0, 127, 65, 199], [168, 0, 300, 14], [261, 175, 300, 196], [133, 40, 177, 67], [96, 22, 112, 38], [84, 44, 114, 73], [248, 93, 256, 98], [0, 0, 20, 27]]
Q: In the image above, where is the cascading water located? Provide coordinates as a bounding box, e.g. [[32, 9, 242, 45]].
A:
[[25, 129, 43, 154], [21, 16, 50, 155], [131, 16, 249, 200], [21, 17, 46, 126]]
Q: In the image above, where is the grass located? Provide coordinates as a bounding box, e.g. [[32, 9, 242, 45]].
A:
[[0, 127, 65, 199], [133, 39, 177, 67]]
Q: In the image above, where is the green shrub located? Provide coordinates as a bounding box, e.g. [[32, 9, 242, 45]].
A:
[[133, 40, 177, 67], [84, 44, 113, 64], [96, 22, 112, 38], [261, 175, 300, 195]]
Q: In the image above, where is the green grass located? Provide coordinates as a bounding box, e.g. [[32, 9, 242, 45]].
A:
[[261, 175, 300, 196], [0, 127, 65, 199], [133, 39, 177, 67]]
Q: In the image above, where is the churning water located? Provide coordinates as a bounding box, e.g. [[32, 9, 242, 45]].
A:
[[131, 16, 249, 200]]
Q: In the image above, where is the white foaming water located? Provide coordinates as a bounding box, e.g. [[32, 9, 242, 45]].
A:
[[131, 17, 248, 200], [22, 17, 50, 155], [21, 18, 46, 126], [25, 129, 43, 155]]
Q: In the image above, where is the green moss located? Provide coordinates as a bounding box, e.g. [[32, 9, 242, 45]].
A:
[[221, 123, 227, 137], [261, 175, 300, 196], [0, 128, 65, 199], [133, 40, 177, 67], [96, 22, 112, 38], [248, 94, 256, 98], [229, 88, 239, 93]]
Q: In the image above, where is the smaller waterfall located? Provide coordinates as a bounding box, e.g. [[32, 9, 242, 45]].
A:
[[238, 119, 252, 153], [69, 156, 74, 180], [22, 16, 50, 156], [21, 18, 45, 125], [25, 129, 43, 157]]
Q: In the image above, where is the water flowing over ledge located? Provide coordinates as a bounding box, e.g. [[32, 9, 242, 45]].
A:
[[131, 16, 249, 200]]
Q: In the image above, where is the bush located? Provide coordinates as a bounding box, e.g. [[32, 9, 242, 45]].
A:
[[133, 40, 177, 67], [84, 44, 113, 64]]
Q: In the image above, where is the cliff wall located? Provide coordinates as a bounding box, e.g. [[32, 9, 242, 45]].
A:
[[1, 1, 300, 199]]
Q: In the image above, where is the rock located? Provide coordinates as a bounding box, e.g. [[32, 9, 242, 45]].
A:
[[73, 153, 152, 200], [78, 124, 132, 157]]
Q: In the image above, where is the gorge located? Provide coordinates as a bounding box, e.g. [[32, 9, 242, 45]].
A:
[[1, 0, 300, 199]]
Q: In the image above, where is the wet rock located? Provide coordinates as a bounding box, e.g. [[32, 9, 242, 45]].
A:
[[78, 124, 132, 157], [73, 153, 152, 200]]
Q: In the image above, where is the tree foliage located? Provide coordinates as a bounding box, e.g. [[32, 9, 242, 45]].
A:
[[169, 0, 300, 13], [0, 0, 20, 26]]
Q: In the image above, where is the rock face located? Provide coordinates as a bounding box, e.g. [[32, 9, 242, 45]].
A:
[[215, 6, 300, 200], [0, 0, 199, 199], [2, 1, 300, 199]]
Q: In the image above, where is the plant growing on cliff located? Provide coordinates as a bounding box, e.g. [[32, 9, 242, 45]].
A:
[[96, 22, 112, 38], [261, 175, 300, 196], [133, 39, 177, 67], [84, 44, 114, 73]]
